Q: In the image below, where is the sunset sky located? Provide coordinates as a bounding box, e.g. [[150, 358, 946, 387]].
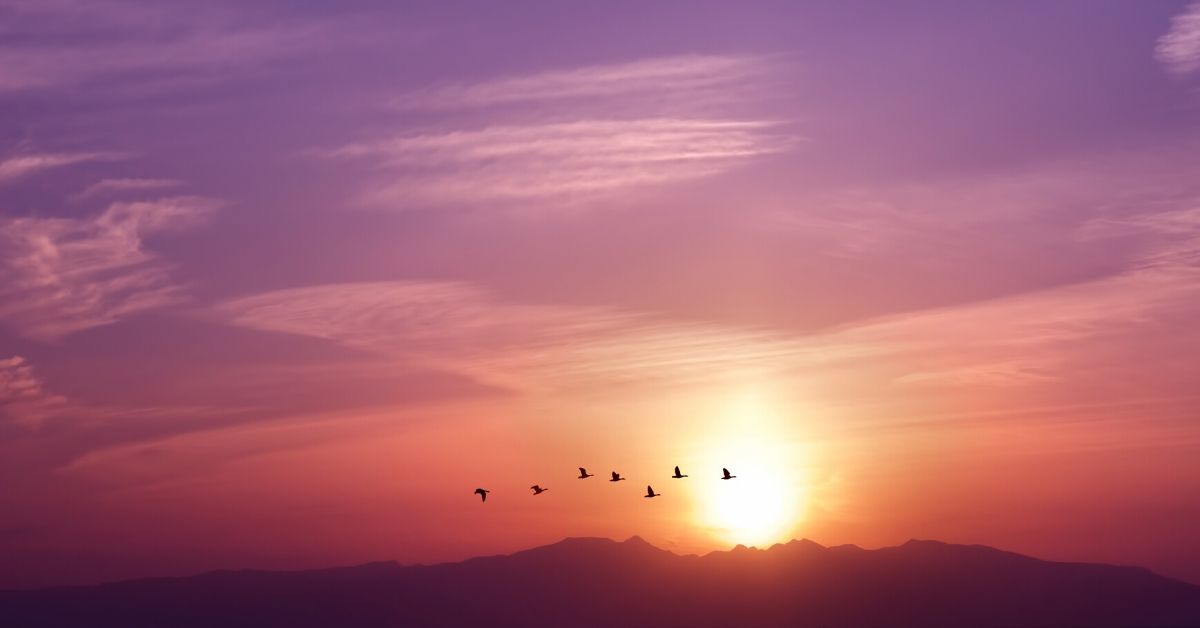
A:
[[3, 0, 1200, 589]]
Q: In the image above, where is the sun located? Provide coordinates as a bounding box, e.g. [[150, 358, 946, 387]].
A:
[[689, 392, 808, 547], [699, 460, 803, 547]]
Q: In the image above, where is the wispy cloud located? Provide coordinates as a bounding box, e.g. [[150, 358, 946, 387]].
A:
[[1157, 1, 1200, 76], [0, 356, 66, 427], [214, 281, 843, 392], [324, 53, 797, 209], [74, 178, 182, 200], [329, 118, 796, 207], [0, 197, 220, 340], [391, 54, 774, 111], [0, 152, 125, 186]]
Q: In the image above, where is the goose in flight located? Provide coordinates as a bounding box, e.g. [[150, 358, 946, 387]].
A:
[[530, 485, 549, 495], [474, 488, 490, 502], [644, 485, 660, 498], [721, 468, 737, 480], [610, 471, 626, 482], [672, 466, 688, 479], [578, 467, 594, 479]]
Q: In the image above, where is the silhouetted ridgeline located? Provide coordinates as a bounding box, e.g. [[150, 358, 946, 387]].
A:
[[3, 537, 1200, 627]]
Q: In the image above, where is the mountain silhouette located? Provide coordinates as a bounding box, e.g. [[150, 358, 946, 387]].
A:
[[3, 537, 1199, 627]]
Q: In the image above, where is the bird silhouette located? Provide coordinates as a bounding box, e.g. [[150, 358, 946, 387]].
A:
[[721, 468, 736, 480], [672, 465, 688, 479], [645, 485, 660, 498], [578, 467, 594, 479], [473, 488, 490, 502], [530, 485, 549, 495], [610, 471, 626, 482]]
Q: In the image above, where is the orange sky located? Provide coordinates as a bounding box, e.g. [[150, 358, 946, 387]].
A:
[[3, 0, 1200, 590]]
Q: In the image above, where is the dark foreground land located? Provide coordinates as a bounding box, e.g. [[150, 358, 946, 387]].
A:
[[4, 536, 1200, 627]]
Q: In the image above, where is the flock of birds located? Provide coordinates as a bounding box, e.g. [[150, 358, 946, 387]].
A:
[[473, 465, 736, 502]]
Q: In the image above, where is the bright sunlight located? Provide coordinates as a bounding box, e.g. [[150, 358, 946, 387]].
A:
[[691, 391, 808, 547]]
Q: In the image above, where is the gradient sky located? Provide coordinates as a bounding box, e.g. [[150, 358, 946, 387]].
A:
[[3, 0, 1200, 589]]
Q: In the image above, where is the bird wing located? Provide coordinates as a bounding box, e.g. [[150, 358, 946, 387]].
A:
[[723, 467, 730, 476], [611, 471, 619, 480], [579, 467, 587, 476], [675, 466, 681, 475], [646, 485, 654, 496]]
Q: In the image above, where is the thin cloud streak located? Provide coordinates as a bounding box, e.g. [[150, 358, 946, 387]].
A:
[[214, 281, 843, 392], [326, 53, 797, 209], [391, 54, 775, 111], [0, 196, 221, 341], [329, 118, 797, 207], [74, 178, 183, 200], [0, 152, 126, 186]]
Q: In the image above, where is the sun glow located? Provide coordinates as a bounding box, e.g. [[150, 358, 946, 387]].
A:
[[691, 391, 808, 547]]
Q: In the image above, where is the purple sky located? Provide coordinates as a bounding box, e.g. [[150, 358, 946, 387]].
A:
[[3, 0, 1200, 589]]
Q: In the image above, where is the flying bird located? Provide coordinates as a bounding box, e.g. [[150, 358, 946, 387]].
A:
[[672, 466, 688, 479], [473, 488, 490, 502], [530, 485, 549, 495], [578, 467, 594, 479], [645, 485, 660, 498], [721, 468, 737, 480], [610, 471, 626, 482]]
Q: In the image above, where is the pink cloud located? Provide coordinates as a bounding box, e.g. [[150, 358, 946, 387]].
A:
[[0, 356, 67, 427], [391, 54, 776, 111], [330, 118, 796, 208], [0, 197, 220, 340], [0, 152, 126, 186], [74, 178, 183, 200], [1157, 2, 1200, 76]]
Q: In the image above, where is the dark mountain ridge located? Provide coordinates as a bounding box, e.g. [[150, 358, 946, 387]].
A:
[[3, 536, 1199, 627]]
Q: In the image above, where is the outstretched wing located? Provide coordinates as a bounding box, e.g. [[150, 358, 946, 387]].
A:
[[646, 485, 654, 496], [723, 468, 731, 478], [674, 466, 681, 476], [611, 471, 619, 481], [579, 467, 587, 476]]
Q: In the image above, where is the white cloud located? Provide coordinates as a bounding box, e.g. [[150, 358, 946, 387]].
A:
[[1157, 1, 1200, 76], [0, 197, 220, 340]]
